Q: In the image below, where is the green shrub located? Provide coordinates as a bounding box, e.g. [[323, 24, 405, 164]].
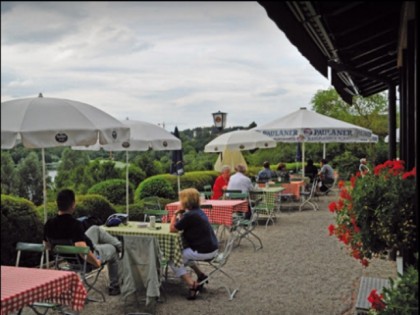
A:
[[136, 171, 218, 199], [74, 194, 117, 224], [135, 177, 176, 201], [88, 179, 132, 205], [1, 194, 44, 267], [35, 201, 57, 221]]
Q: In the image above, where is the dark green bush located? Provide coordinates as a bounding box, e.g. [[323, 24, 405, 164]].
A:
[[137, 171, 218, 198], [88, 179, 132, 205], [135, 177, 176, 201], [1, 194, 44, 267], [74, 194, 117, 224]]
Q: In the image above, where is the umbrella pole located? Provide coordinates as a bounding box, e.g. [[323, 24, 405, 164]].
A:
[[302, 142, 305, 178], [126, 150, 129, 216], [177, 175, 181, 194], [323, 143, 326, 159], [42, 148, 47, 224]]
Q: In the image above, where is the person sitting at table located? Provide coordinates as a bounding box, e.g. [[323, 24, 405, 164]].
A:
[[169, 188, 219, 300], [227, 163, 254, 218], [211, 165, 231, 200], [43, 189, 122, 296], [257, 161, 277, 183], [304, 159, 318, 183], [317, 159, 335, 193], [276, 163, 290, 182]]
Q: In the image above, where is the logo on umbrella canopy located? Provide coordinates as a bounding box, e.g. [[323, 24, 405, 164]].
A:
[[112, 130, 118, 139], [163, 141, 168, 147], [55, 133, 68, 143]]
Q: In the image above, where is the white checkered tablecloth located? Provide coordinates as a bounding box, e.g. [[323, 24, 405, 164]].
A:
[[165, 200, 249, 226], [1, 266, 87, 315]]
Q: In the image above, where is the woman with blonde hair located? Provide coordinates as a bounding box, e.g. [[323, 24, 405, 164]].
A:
[[169, 188, 219, 300]]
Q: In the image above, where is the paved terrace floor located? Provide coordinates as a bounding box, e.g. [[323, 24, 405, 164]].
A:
[[20, 193, 397, 315]]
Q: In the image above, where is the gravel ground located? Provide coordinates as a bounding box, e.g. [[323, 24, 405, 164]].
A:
[[21, 194, 397, 315]]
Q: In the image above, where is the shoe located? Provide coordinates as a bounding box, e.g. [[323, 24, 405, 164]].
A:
[[187, 282, 200, 300], [197, 273, 208, 291], [108, 286, 121, 296]]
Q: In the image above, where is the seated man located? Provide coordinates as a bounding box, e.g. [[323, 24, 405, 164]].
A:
[[257, 161, 277, 183], [44, 189, 122, 296], [317, 159, 335, 192]]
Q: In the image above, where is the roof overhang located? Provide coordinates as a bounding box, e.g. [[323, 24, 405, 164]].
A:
[[259, 1, 404, 104]]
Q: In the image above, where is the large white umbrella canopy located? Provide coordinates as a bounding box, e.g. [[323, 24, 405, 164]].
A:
[[73, 119, 182, 214], [1, 94, 130, 223], [204, 130, 277, 153], [255, 107, 373, 177]]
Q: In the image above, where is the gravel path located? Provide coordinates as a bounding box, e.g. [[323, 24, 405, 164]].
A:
[[21, 194, 396, 315]]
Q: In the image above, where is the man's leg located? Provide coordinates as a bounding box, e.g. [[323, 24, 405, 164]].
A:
[[94, 243, 120, 293], [85, 225, 122, 252]]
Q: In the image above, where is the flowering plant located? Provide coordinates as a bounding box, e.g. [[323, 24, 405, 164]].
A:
[[328, 160, 416, 266]]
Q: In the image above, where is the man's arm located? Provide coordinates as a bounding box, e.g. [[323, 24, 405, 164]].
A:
[[74, 241, 101, 268]]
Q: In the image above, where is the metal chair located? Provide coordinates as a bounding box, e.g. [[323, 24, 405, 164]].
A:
[[231, 192, 263, 251], [15, 242, 69, 315], [222, 189, 242, 200], [249, 190, 276, 228], [299, 177, 319, 211], [48, 239, 106, 303], [187, 230, 240, 300]]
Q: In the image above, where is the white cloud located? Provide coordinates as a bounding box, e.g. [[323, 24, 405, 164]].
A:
[[1, 1, 330, 131]]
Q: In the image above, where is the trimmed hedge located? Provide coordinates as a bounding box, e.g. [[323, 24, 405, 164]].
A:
[[1, 194, 44, 267], [88, 179, 133, 205], [135, 171, 218, 201], [36, 194, 117, 224]]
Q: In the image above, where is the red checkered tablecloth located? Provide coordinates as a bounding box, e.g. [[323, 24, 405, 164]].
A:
[[164, 199, 249, 226], [1, 266, 87, 315]]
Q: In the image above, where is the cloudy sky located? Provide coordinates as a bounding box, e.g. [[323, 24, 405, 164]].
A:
[[1, 1, 331, 131]]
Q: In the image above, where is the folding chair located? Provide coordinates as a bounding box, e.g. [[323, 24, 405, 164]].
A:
[[249, 190, 276, 228], [48, 239, 106, 303], [231, 192, 263, 251], [202, 184, 213, 199], [15, 242, 69, 315], [222, 189, 242, 200], [299, 177, 319, 211], [16, 242, 48, 268], [142, 197, 168, 223], [187, 230, 240, 300]]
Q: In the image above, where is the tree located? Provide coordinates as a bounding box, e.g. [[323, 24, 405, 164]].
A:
[[55, 148, 90, 191], [16, 152, 43, 205], [311, 87, 389, 135], [1, 151, 19, 195]]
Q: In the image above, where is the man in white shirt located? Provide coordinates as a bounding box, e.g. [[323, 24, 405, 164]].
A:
[[227, 163, 254, 219], [227, 164, 254, 193]]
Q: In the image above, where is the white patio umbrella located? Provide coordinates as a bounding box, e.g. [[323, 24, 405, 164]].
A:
[[1, 94, 130, 223], [204, 130, 277, 153], [255, 107, 373, 177], [384, 128, 400, 143], [73, 119, 182, 215]]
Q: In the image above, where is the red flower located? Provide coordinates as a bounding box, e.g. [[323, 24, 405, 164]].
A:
[[338, 180, 345, 188], [402, 167, 416, 180], [328, 202, 337, 213], [328, 224, 335, 236], [367, 289, 386, 311], [361, 258, 369, 267]]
